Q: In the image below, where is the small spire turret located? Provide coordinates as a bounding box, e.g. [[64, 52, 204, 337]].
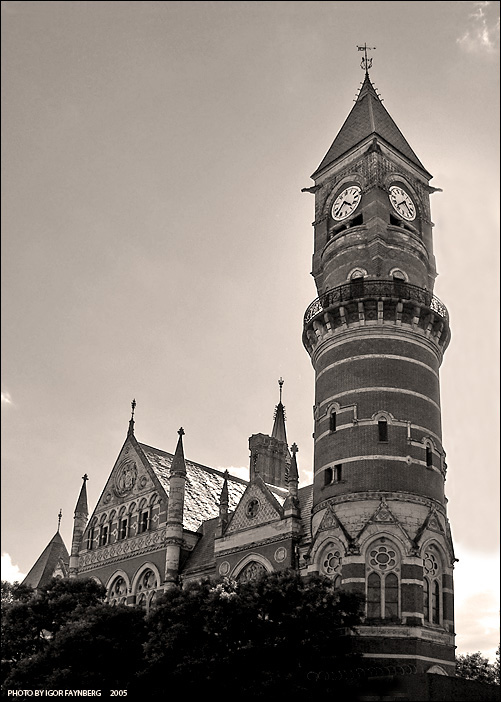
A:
[[128, 398, 136, 436]]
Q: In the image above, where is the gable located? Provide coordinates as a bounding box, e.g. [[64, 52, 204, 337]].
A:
[[84, 436, 166, 536], [226, 478, 283, 535]]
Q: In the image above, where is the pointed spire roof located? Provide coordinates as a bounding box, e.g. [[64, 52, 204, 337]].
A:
[[219, 469, 229, 507], [288, 443, 299, 483], [271, 378, 287, 444], [312, 73, 429, 178], [170, 427, 186, 475], [74, 474, 89, 517], [21, 531, 70, 589]]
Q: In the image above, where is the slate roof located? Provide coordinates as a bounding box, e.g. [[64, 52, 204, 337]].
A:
[[312, 74, 429, 178], [22, 531, 69, 589], [298, 483, 313, 540], [139, 443, 248, 532]]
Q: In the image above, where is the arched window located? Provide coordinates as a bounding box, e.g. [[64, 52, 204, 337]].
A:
[[108, 576, 127, 605], [423, 545, 443, 626], [426, 445, 433, 468], [330, 411, 337, 432], [319, 543, 342, 585], [378, 418, 388, 442], [366, 539, 401, 621], [350, 271, 365, 297]]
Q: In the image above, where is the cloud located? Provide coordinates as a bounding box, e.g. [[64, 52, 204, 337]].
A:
[[454, 545, 500, 661], [1, 553, 27, 584], [1, 391, 13, 405], [457, 1, 500, 53]]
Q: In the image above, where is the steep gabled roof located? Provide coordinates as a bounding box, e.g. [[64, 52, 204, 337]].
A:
[[312, 74, 429, 178], [22, 532, 70, 589], [139, 443, 247, 532]]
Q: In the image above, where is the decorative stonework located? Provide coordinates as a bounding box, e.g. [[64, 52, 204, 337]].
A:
[[218, 561, 230, 576], [274, 547, 287, 563], [114, 460, 138, 497]]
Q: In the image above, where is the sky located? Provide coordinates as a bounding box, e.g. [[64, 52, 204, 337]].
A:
[[1, 0, 499, 661]]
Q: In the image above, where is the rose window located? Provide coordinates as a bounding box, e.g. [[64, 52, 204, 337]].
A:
[[369, 544, 397, 571], [321, 548, 342, 576], [423, 551, 439, 576], [137, 569, 157, 592], [110, 577, 126, 599], [246, 498, 260, 518]]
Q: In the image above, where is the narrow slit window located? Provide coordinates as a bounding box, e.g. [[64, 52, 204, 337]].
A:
[[330, 411, 337, 432], [138, 511, 149, 534], [324, 467, 333, 486], [378, 419, 388, 442], [86, 528, 95, 551], [99, 525, 108, 547], [119, 518, 128, 540], [334, 464, 342, 482], [432, 581, 440, 624], [367, 572, 381, 619], [426, 445, 433, 467]]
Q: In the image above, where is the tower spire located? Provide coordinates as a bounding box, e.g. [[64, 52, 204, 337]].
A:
[[128, 398, 136, 436], [272, 378, 287, 444]]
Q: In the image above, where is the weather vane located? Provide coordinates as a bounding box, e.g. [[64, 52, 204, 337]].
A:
[[357, 43, 376, 75]]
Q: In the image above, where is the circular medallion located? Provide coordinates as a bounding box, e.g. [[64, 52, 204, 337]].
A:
[[139, 475, 148, 489], [104, 492, 112, 504], [274, 547, 287, 563], [114, 460, 138, 497], [219, 561, 231, 576], [245, 498, 260, 518]]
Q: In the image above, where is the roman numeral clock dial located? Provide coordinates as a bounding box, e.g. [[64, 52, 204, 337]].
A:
[[331, 185, 361, 221], [389, 185, 416, 221]]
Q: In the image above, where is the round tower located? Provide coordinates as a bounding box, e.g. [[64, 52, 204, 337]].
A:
[[303, 69, 455, 675]]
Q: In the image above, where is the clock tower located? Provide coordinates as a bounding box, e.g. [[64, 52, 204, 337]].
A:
[[302, 64, 456, 674]]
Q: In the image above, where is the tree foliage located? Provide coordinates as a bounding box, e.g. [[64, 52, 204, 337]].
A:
[[2, 571, 364, 695], [141, 570, 364, 695], [456, 647, 500, 686]]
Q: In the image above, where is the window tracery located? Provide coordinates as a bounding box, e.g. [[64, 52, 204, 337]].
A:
[[423, 545, 442, 625], [237, 561, 267, 582], [366, 539, 401, 620]]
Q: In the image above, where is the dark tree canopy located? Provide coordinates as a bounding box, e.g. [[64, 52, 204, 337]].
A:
[[456, 648, 500, 686], [2, 571, 364, 695]]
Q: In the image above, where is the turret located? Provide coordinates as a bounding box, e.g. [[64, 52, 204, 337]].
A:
[[164, 427, 187, 588], [69, 474, 89, 578], [248, 378, 290, 488]]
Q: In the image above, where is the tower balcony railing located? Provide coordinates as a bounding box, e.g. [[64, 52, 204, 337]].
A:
[[304, 280, 449, 327]]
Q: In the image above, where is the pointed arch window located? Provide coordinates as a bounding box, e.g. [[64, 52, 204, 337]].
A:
[[366, 539, 401, 621], [350, 272, 365, 298], [423, 546, 443, 626]]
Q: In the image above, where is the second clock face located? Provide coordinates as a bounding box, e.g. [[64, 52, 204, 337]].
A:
[[331, 185, 361, 221], [389, 186, 416, 221]]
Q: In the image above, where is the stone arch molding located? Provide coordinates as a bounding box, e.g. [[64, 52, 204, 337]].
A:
[[231, 553, 274, 580], [106, 569, 131, 592], [131, 562, 162, 595]]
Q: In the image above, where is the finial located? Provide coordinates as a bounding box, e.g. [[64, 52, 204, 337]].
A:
[[128, 398, 136, 436], [82, 473, 89, 483], [278, 377, 284, 404], [178, 427, 185, 437], [357, 43, 376, 76], [57, 509, 62, 532], [291, 442, 299, 456]]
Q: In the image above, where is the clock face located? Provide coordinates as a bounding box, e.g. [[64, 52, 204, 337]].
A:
[[331, 185, 361, 221], [389, 186, 416, 221]]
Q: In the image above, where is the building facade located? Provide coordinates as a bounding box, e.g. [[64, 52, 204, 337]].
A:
[[24, 70, 456, 675]]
